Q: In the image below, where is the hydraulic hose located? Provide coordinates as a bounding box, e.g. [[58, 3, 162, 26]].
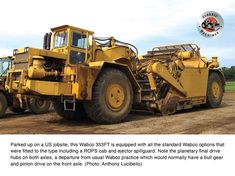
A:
[[94, 37, 138, 57], [114, 39, 138, 57]]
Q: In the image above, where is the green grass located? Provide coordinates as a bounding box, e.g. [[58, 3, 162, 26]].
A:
[[225, 81, 235, 91]]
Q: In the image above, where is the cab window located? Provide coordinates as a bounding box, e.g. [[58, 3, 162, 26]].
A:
[[70, 51, 85, 64], [0, 59, 11, 76], [72, 32, 87, 49], [54, 31, 67, 48]]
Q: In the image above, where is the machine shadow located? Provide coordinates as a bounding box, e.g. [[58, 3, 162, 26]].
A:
[[2, 110, 55, 120], [46, 101, 230, 127]]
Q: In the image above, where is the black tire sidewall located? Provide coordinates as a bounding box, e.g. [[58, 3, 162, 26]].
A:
[[99, 75, 131, 118], [90, 68, 133, 123], [0, 92, 7, 118], [53, 101, 86, 120], [29, 98, 50, 114], [206, 73, 223, 108]]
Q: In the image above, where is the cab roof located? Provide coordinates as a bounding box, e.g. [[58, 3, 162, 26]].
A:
[[51, 25, 94, 34]]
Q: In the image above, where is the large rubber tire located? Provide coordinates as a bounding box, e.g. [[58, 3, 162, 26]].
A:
[[0, 92, 8, 118], [29, 98, 51, 114], [205, 72, 224, 108], [84, 68, 133, 124], [53, 101, 86, 121]]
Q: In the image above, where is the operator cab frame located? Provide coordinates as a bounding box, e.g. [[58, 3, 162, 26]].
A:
[[51, 25, 94, 66]]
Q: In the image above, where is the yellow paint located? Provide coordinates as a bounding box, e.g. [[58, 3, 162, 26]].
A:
[[147, 62, 187, 96], [89, 61, 104, 68], [208, 57, 219, 68], [212, 81, 221, 99], [5, 25, 224, 116], [95, 46, 132, 62], [72, 82, 79, 98], [147, 73, 157, 91], [106, 83, 125, 111], [179, 68, 208, 98], [25, 80, 72, 95], [177, 51, 192, 59]]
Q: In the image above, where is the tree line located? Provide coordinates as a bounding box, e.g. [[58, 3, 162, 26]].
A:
[[221, 66, 235, 81]]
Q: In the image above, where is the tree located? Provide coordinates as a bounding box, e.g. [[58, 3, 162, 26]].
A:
[[222, 66, 235, 81]]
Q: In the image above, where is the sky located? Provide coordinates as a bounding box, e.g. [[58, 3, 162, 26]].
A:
[[0, 0, 234, 67]]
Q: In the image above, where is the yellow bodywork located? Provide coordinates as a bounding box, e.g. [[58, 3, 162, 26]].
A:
[[25, 80, 72, 95], [179, 68, 208, 98], [147, 62, 187, 96], [5, 25, 224, 115], [6, 25, 137, 101]]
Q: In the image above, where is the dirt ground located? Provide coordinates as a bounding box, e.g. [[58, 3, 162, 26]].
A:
[[0, 91, 234, 134]]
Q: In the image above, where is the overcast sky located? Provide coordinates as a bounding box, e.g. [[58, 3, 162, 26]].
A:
[[0, 0, 234, 67]]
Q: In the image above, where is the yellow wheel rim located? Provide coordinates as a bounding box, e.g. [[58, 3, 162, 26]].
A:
[[212, 81, 221, 99], [106, 84, 125, 111]]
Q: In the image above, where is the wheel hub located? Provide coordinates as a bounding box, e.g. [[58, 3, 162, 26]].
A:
[[106, 84, 125, 111], [212, 81, 220, 99], [35, 99, 44, 107]]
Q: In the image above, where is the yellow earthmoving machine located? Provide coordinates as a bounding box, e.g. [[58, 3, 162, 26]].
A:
[[0, 56, 50, 117], [4, 25, 225, 123]]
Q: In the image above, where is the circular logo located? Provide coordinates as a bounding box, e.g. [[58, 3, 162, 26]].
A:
[[197, 11, 224, 38]]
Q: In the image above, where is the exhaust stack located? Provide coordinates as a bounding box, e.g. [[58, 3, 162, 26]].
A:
[[43, 32, 52, 50]]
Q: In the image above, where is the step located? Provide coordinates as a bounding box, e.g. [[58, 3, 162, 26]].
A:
[[137, 79, 149, 83], [138, 82, 149, 85], [141, 89, 152, 92]]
